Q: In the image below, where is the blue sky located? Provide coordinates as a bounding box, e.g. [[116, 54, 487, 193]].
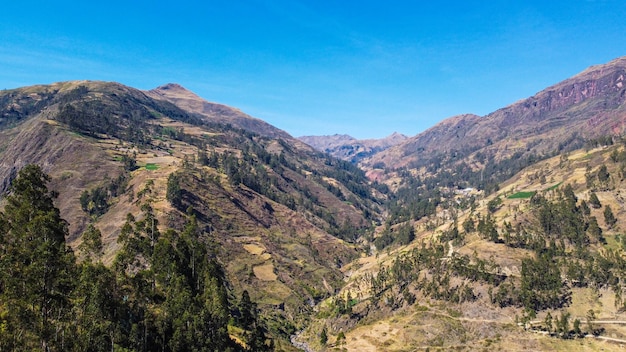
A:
[[2, 1, 626, 139]]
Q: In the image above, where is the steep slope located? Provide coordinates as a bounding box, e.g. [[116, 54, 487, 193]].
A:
[[288, 55, 626, 351], [299, 132, 408, 163], [368, 56, 626, 171], [0, 80, 384, 345], [147, 83, 292, 140], [298, 141, 626, 351]]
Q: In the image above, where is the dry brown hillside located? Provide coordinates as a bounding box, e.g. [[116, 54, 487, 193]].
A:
[[0, 80, 384, 347], [297, 142, 626, 351]]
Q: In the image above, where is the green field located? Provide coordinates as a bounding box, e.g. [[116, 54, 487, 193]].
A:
[[508, 191, 536, 199], [145, 163, 158, 170]]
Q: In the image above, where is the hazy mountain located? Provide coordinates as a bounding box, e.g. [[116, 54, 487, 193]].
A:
[[299, 132, 408, 163]]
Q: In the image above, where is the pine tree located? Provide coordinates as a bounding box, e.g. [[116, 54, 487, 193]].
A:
[[239, 290, 255, 330], [588, 192, 601, 209], [73, 262, 120, 352], [597, 164, 610, 183], [462, 215, 475, 233], [79, 223, 104, 261], [573, 318, 582, 337], [580, 200, 591, 216], [604, 205, 617, 228], [320, 326, 328, 345], [587, 216, 604, 243], [166, 172, 183, 208]]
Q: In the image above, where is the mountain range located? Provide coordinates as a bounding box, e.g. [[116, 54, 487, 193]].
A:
[[298, 132, 408, 163], [2, 56, 626, 350]]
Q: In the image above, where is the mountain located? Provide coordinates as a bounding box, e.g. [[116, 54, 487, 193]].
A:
[[0, 80, 384, 348], [4, 55, 626, 351], [367, 56, 626, 171], [290, 57, 626, 351], [298, 132, 408, 163], [147, 83, 292, 140], [299, 141, 626, 351]]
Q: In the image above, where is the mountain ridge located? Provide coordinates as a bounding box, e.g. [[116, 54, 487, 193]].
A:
[[0, 80, 385, 348], [366, 56, 626, 171], [147, 83, 293, 140]]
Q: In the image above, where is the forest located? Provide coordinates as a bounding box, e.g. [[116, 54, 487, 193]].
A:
[[0, 165, 271, 352]]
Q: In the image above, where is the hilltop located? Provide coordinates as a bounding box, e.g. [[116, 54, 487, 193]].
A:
[[147, 83, 293, 140]]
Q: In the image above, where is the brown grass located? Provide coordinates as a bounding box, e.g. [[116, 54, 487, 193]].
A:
[[253, 263, 278, 282], [243, 243, 267, 256]]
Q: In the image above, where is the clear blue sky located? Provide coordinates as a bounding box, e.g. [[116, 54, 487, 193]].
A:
[[2, 1, 626, 139]]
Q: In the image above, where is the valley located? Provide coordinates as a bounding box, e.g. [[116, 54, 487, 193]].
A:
[[297, 144, 626, 351], [1, 56, 626, 351]]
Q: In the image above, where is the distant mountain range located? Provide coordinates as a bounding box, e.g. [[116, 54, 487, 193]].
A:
[[299, 57, 626, 172], [298, 132, 408, 162]]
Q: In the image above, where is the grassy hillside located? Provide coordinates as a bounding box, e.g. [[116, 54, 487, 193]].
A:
[[3, 74, 626, 351], [298, 141, 626, 351], [0, 81, 385, 348]]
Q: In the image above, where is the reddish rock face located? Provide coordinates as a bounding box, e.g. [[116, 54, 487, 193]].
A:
[[367, 57, 626, 170]]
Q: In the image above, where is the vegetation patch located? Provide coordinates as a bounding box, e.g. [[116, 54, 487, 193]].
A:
[[253, 263, 278, 281], [145, 163, 158, 170], [508, 191, 536, 199], [243, 243, 266, 256], [508, 183, 561, 199], [544, 182, 562, 191]]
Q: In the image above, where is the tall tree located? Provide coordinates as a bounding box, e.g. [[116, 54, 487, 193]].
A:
[[166, 173, 183, 208], [78, 223, 104, 262], [520, 255, 565, 311], [604, 205, 617, 228], [588, 192, 601, 209], [320, 326, 328, 346], [597, 164, 610, 183], [72, 262, 120, 352], [0, 164, 77, 351], [587, 216, 604, 243]]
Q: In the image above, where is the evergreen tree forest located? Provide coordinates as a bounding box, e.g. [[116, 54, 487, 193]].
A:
[[0, 165, 271, 352]]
